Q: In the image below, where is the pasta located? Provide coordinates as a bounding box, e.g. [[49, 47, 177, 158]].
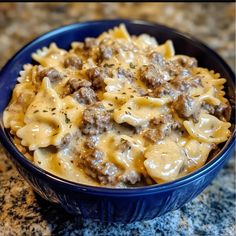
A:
[[3, 24, 232, 187]]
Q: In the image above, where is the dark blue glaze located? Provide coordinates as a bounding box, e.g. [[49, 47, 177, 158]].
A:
[[0, 20, 235, 223]]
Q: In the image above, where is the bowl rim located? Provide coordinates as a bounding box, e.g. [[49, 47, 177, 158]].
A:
[[0, 19, 235, 196]]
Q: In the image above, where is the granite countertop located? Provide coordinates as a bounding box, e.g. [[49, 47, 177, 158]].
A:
[[0, 3, 235, 236]]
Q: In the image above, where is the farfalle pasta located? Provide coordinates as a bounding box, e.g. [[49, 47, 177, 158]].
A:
[[3, 25, 232, 187]]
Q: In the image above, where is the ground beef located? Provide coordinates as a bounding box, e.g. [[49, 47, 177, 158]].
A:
[[149, 52, 164, 66], [171, 79, 190, 92], [69, 79, 92, 91], [214, 103, 232, 121], [84, 135, 99, 149], [62, 79, 92, 97], [177, 69, 191, 79], [78, 147, 119, 185], [202, 102, 216, 114], [202, 102, 232, 121], [37, 67, 63, 83], [173, 56, 198, 68], [151, 82, 178, 99], [119, 170, 141, 185], [81, 103, 112, 135], [143, 115, 180, 142], [140, 64, 167, 88], [173, 94, 200, 121], [86, 67, 108, 89], [117, 67, 133, 80], [73, 87, 97, 104], [164, 61, 183, 77], [98, 162, 119, 185], [99, 44, 113, 60], [58, 133, 72, 149], [64, 56, 83, 70], [149, 73, 202, 99], [78, 138, 141, 185], [171, 75, 202, 92]]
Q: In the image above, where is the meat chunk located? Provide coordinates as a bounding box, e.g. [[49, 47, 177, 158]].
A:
[[73, 87, 96, 104], [86, 67, 108, 89], [171, 75, 202, 92], [173, 94, 200, 121], [171, 79, 190, 92], [98, 162, 119, 185], [119, 170, 141, 185], [117, 67, 133, 80], [143, 115, 180, 142], [37, 67, 63, 83], [78, 147, 119, 185], [202, 102, 232, 122], [140, 64, 167, 88], [84, 135, 99, 149], [69, 79, 92, 91], [81, 103, 112, 135], [62, 79, 92, 97], [58, 133, 72, 149], [164, 61, 184, 77], [64, 56, 83, 70], [202, 102, 216, 114], [99, 44, 113, 60], [214, 103, 232, 121], [151, 82, 178, 99], [149, 52, 164, 66], [173, 56, 198, 68]]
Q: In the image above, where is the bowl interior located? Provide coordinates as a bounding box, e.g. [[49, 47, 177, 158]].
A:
[[0, 19, 235, 192]]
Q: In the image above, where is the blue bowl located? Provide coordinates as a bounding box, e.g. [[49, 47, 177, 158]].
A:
[[0, 19, 235, 223]]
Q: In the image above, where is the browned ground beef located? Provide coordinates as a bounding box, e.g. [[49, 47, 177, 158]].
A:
[[62, 79, 93, 98], [84, 135, 99, 149], [149, 52, 164, 66], [140, 64, 167, 88], [117, 67, 133, 80], [73, 87, 97, 104], [69, 78, 92, 91], [202, 102, 215, 114], [118, 170, 141, 185], [86, 67, 109, 89], [99, 44, 113, 60], [202, 102, 232, 122], [151, 82, 178, 99], [37, 67, 63, 83], [81, 103, 112, 135], [58, 133, 72, 149], [214, 103, 232, 121], [173, 94, 200, 121], [78, 147, 119, 185], [171, 75, 202, 92], [64, 55, 83, 69], [173, 56, 198, 68], [143, 115, 180, 142], [78, 139, 142, 185]]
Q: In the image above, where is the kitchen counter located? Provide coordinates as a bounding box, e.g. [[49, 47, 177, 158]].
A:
[[0, 3, 235, 235]]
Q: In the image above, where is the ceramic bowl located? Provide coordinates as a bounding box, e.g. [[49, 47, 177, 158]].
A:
[[0, 19, 235, 223]]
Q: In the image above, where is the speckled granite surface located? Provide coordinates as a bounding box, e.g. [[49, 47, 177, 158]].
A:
[[0, 3, 235, 236]]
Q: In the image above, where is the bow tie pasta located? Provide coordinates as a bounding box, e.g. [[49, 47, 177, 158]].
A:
[[3, 24, 232, 187]]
